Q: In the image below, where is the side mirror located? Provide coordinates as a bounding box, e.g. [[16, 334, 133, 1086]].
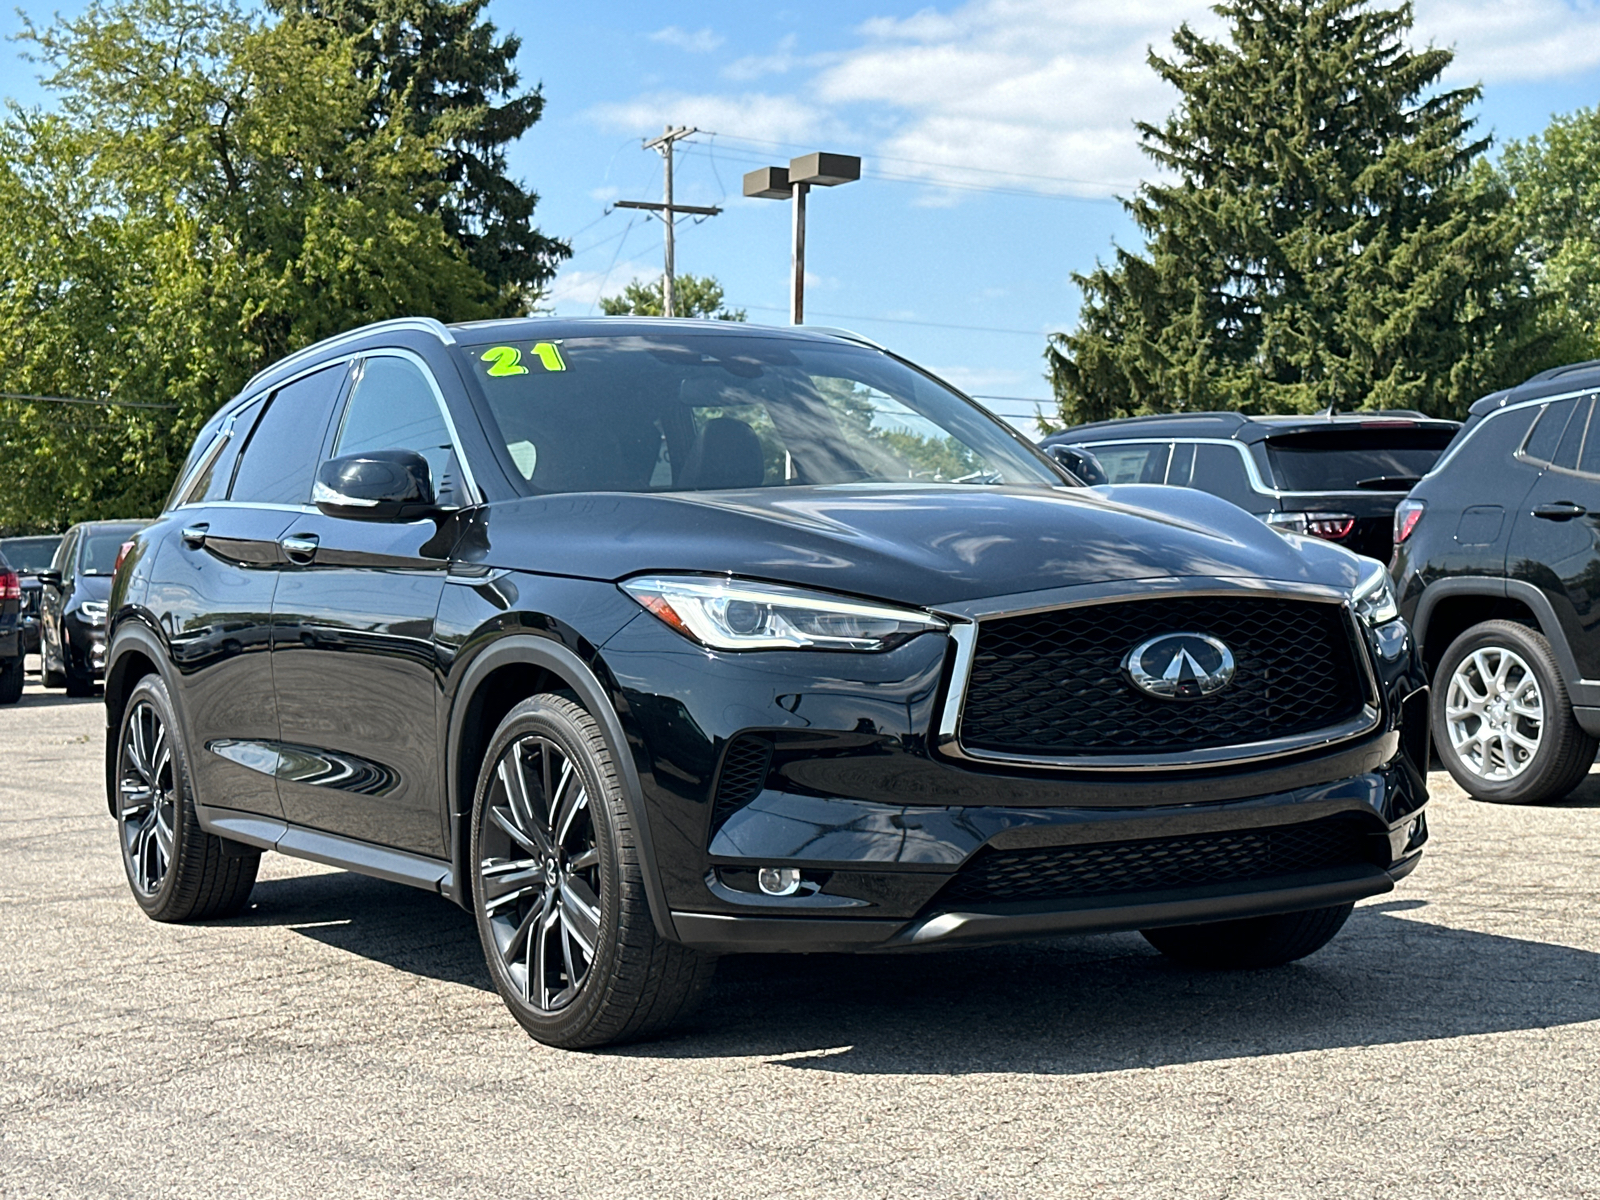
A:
[[37, 569, 62, 589], [313, 450, 438, 521], [1045, 443, 1108, 487]]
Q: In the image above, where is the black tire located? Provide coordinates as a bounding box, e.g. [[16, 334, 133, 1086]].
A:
[[64, 650, 94, 698], [41, 639, 64, 689], [0, 657, 22, 704], [470, 693, 716, 1049], [1432, 619, 1597, 804], [1141, 903, 1354, 969], [114, 674, 259, 921]]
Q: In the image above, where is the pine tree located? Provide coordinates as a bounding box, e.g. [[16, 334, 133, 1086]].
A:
[[1047, 0, 1551, 425]]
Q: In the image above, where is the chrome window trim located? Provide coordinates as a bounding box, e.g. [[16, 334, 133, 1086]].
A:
[[342, 348, 482, 507], [1513, 392, 1600, 477], [931, 578, 1382, 773], [240, 317, 456, 396]]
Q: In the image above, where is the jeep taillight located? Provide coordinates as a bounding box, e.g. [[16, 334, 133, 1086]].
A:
[[0, 569, 18, 600], [1265, 511, 1357, 541], [114, 540, 135, 575], [1394, 499, 1425, 544]]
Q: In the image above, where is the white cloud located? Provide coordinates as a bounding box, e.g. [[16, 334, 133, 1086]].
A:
[[588, 91, 832, 146], [648, 26, 725, 54], [723, 34, 809, 82], [545, 260, 658, 312], [1414, 0, 1600, 82]]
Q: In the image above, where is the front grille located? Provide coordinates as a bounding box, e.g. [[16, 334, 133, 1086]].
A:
[[710, 735, 772, 833], [936, 815, 1381, 906], [960, 595, 1365, 758]]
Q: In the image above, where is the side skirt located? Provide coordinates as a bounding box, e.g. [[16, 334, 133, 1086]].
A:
[[196, 805, 452, 894]]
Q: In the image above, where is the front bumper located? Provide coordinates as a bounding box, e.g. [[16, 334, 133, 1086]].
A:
[[64, 613, 108, 678]]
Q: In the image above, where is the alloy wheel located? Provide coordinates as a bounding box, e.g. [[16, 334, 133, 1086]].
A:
[[478, 735, 602, 1013], [1445, 645, 1544, 781], [118, 699, 176, 894]]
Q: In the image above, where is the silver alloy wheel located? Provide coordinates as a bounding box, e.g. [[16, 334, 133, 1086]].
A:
[[1445, 645, 1545, 781], [479, 735, 602, 1013], [118, 699, 176, 895]]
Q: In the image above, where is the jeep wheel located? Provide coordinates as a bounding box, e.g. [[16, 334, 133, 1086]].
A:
[[1141, 903, 1354, 968], [1433, 619, 1597, 804], [470, 694, 716, 1049], [116, 674, 259, 920]]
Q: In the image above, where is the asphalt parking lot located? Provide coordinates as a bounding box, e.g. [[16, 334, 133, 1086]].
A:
[[3, 673, 1599, 1199]]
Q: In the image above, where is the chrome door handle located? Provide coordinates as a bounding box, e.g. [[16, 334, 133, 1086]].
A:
[[280, 534, 320, 563], [181, 523, 209, 547], [1533, 502, 1587, 521]]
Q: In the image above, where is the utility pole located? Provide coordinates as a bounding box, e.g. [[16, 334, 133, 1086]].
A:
[[743, 152, 861, 324], [614, 126, 720, 318]]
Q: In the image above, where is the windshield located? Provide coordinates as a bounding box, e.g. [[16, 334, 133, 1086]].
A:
[[79, 528, 144, 575], [1263, 428, 1456, 491], [0, 537, 62, 572], [458, 332, 1059, 494]]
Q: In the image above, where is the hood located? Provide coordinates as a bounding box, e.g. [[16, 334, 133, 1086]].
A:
[[462, 484, 1372, 608]]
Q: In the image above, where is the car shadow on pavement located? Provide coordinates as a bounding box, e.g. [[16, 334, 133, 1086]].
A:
[[235, 872, 1600, 1075], [16, 687, 102, 709]]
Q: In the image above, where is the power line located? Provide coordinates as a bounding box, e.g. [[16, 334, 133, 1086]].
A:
[[0, 392, 176, 410], [736, 302, 1053, 337]]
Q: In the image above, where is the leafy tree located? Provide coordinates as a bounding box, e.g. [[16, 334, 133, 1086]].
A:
[[1047, 0, 1551, 425], [599, 274, 747, 321], [0, 0, 550, 531], [1501, 107, 1600, 363], [269, 0, 567, 309]]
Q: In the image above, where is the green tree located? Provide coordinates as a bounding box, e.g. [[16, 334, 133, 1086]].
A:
[[599, 274, 747, 321], [269, 0, 568, 309], [1501, 106, 1600, 363], [1047, 0, 1550, 425], [0, 0, 522, 531]]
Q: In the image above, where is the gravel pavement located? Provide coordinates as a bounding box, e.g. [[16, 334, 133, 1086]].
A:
[[3, 673, 1599, 1199]]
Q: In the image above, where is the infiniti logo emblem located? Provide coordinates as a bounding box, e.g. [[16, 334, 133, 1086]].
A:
[[1122, 632, 1236, 701]]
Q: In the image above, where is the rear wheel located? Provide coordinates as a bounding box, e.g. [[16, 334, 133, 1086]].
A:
[[1141, 903, 1354, 968], [0, 657, 22, 704], [1432, 620, 1597, 804], [470, 694, 715, 1049], [116, 674, 258, 921]]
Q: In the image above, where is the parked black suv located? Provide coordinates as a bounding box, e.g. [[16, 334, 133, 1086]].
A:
[[39, 521, 149, 696], [0, 535, 63, 655], [1040, 412, 1459, 561], [0, 551, 22, 704], [106, 318, 1430, 1048], [1395, 359, 1600, 804]]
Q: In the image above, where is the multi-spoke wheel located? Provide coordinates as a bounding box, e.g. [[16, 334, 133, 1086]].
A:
[[1433, 620, 1597, 804], [114, 674, 259, 920], [470, 694, 716, 1049]]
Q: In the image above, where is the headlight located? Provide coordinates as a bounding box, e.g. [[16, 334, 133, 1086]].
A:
[[1352, 562, 1400, 627], [79, 600, 109, 626], [621, 575, 947, 651]]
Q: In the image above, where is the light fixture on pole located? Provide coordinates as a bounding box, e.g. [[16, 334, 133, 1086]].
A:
[[743, 152, 861, 324]]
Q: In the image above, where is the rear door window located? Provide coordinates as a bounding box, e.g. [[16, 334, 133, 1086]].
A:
[[1517, 398, 1582, 468], [1264, 427, 1458, 491], [1092, 442, 1171, 484], [229, 365, 347, 505]]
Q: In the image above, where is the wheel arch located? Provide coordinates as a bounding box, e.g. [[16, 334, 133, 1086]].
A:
[[103, 617, 173, 817], [444, 633, 678, 943], [1414, 578, 1579, 688]]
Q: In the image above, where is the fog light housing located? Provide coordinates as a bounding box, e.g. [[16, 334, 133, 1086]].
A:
[[757, 867, 802, 896]]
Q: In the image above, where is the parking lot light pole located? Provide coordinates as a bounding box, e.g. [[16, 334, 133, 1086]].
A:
[[743, 152, 861, 324]]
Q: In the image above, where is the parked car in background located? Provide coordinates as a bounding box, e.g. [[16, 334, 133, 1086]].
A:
[[1040, 411, 1460, 562], [39, 520, 150, 696], [0, 535, 64, 655], [0, 551, 22, 704], [105, 316, 1427, 1050], [1394, 359, 1600, 805]]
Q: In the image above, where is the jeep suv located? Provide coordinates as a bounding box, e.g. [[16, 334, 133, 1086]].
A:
[[1395, 359, 1600, 804], [1041, 412, 1459, 561], [106, 318, 1430, 1048]]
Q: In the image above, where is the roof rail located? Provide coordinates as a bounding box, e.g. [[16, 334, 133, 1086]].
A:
[[241, 317, 457, 395]]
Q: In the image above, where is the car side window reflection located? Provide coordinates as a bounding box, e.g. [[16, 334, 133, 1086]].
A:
[[335, 357, 461, 506], [230, 366, 347, 505]]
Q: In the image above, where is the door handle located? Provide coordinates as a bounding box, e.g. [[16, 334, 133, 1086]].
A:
[[1533, 502, 1588, 521], [280, 534, 320, 564], [181, 523, 209, 547]]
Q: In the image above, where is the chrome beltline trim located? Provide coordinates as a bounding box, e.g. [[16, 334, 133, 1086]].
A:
[[932, 578, 1382, 773]]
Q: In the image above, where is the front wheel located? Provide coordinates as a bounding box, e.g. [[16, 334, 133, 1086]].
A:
[[1141, 903, 1354, 968], [470, 694, 715, 1049], [1432, 619, 1597, 804]]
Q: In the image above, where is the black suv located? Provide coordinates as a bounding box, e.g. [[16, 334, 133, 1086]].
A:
[[106, 318, 1430, 1048], [39, 521, 150, 696], [1395, 359, 1600, 804], [0, 535, 63, 655], [1040, 412, 1459, 562]]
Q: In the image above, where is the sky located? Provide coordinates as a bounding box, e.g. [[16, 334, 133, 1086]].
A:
[[6, 0, 1600, 433]]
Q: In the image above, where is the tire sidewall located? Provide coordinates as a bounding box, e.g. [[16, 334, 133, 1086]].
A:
[[1431, 621, 1578, 803], [469, 696, 624, 1043], [116, 674, 196, 918]]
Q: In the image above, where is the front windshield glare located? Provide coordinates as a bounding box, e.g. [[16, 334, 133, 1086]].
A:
[[459, 332, 1058, 494]]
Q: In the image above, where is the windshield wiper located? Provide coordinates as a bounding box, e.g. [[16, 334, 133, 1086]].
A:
[[1355, 475, 1422, 490]]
